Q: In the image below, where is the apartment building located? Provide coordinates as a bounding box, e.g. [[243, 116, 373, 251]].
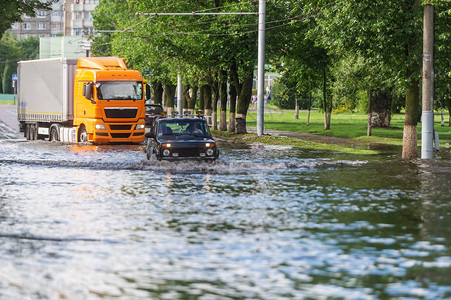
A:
[[9, 0, 98, 39]]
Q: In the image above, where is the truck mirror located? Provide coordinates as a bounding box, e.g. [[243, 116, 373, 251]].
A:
[[145, 84, 151, 100], [83, 83, 93, 99]]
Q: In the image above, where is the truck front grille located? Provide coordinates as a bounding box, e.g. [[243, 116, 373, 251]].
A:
[[109, 125, 132, 130], [111, 133, 131, 139], [104, 108, 137, 119]]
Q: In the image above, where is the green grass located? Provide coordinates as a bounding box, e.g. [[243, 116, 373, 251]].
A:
[[0, 100, 15, 104], [246, 106, 451, 146], [212, 131, 380, 155]]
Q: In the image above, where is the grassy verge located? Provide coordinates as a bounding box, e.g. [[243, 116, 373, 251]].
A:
[[245, 106, 451, 146], [0, 100, 15, 105], [212, 131, 380, 155]]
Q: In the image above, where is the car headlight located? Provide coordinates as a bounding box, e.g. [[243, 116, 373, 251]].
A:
[[205, 142, 215, 147], [136, 124, 145, 130], [95, 124, 106, 130]]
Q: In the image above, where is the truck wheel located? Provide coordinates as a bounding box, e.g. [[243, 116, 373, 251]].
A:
[[30, 124, 37, 140], [25, 124, 31, 140], [50, 126, 59, 141], [78, 127, 88, 143]]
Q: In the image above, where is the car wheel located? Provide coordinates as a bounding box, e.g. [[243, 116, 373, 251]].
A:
[[146, 145, 152, 160]]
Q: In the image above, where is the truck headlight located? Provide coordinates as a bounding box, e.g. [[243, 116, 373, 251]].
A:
[[136, 124, 145, 130], [95, 124, 106, 130]]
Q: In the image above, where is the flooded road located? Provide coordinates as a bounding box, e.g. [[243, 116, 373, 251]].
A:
[[1, 138, 451, 299]]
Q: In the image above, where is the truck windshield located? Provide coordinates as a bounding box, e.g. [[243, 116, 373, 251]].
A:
[[96, 81, 143, 100]]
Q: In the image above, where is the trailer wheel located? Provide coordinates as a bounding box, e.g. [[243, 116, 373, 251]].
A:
[[25, 124, 31, 140], [78, 126, 88, 143], [50, 126, 59, 141], [28, 124, 37, 140]]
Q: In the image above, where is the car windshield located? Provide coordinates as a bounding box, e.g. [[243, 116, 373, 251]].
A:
[[96, 81, 143, 100], [157, 120, 209, 137]]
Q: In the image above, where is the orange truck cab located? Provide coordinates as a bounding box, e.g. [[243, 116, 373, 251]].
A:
[[17, 57, 147, 144]]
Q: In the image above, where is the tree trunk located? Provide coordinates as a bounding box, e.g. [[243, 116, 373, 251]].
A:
[[198, 85, 206, 114], [367, 89, 372, 136], [212, 77, 219, 130], [235, 75, 253, 134], [183, 85, 197, 114], [322, 68, 331, 130], [219, 70, 228, 131], [183, 85, 196, 114], [163, 83, 176, 115], [369, 88, 392, 128], [445, 97, 451, 127], [204, 84, 212, 126], [294, 99, 299, 119], [402, 78, 420, 159], [307, 87, 312, 126], [228, 76, 237, 132], [152, 81, 163, 105]]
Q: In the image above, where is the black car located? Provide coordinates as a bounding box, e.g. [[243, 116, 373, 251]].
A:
[[145, 116, 219, 161], [145, 104, 165, 130]]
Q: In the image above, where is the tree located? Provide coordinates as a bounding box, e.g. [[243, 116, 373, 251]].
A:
[[299, 0, 425, 158], [0, 34, 39, 94], [92, 0, 261, 132]]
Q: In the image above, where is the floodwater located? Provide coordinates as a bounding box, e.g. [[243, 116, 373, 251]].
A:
[[1, 139, 451, 299]]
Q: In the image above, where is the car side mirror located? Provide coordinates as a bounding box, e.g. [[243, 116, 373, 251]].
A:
[[145, 84, 151, 100], [145, 132, 155, 139]]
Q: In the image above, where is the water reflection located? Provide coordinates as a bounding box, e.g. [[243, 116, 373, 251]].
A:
[[0, 140, 451, 298]]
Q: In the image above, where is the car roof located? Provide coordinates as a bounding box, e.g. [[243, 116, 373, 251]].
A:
[[158, 117, 206, 122]]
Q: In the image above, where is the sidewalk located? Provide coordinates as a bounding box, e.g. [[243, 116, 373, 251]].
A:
[[0, 104, 22, 139]]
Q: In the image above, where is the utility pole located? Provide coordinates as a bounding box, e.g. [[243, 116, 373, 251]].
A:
[[421, 4, 435, 159], [256, 0, 266, 136]]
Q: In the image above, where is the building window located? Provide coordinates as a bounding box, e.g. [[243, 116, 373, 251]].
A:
[[51, 23, 62, 29], [36, 10, 46, 18], [37, 23, 46, 30], [51, 11, 62, 17], [74, 12, 83, 20], [84, 11, 92, 20], [74, 28, 82, 36], [24, 23, 31, 30], [11, 23, 19, 29]]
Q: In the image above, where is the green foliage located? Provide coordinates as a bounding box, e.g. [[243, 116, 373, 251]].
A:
[[271, 79, 293, 109], [0, 34, 39, 93]]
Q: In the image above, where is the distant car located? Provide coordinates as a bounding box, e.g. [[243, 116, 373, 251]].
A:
[[144, 104, 164, 129], [145, 116, 219, 161]]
